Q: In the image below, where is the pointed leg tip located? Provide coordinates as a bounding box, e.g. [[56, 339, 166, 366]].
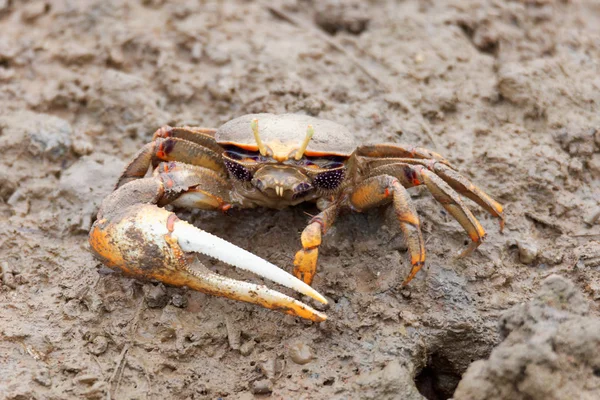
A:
[[401, 267, 421, 286], [401, 274, 416, 287], [458, 241, 480, 258]]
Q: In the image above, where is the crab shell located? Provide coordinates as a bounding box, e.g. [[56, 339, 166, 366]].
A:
[[216, 113, 357, 159]]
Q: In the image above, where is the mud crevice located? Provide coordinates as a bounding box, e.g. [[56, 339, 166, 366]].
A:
[[415, 351, 465, 400]]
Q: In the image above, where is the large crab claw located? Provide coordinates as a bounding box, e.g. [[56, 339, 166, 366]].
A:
[[89, 204, 327, 321]]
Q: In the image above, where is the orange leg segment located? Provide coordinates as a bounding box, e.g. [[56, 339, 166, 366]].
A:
[[349, 175, 426, 285], [364, 158, 504, 232], [293, 205, 339, 285], [365, 163, 490, 258], [116, 136, 225, 189]]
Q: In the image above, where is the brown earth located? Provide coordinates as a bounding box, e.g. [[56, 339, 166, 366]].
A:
[[1, 0, 599, 399]]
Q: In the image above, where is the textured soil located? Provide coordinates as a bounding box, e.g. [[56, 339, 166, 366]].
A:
[[1, 1, 599, 399]]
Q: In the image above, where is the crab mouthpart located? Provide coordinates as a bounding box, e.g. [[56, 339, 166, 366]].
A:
[[252, 166, 311, 200]]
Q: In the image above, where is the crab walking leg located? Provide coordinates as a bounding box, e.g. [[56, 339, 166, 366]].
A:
[[417, 167, 487, 257], [152, 126, 223, 154], [349, 175, 426, 285], [365, 159, 504, 231], [430, 163, 505, 232], [116, 137, 226, 188], [366, 163, 495, 254], [293, 205, 339, 285], [172, 219, 327, 304], [152, 162, 232, 210], [357, 143, 453, 167], [366, 163, 488, 257]]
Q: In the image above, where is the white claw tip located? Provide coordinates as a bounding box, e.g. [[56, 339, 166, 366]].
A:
[[173, 220, 328, 304]]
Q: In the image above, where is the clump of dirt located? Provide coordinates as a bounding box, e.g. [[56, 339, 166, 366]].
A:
[[0, 0, 599, 399], [454, 275, 600, 400]]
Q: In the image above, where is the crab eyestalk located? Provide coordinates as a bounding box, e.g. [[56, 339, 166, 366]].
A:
[[294, 125, 314, 160], [251, 118, 268, 157]]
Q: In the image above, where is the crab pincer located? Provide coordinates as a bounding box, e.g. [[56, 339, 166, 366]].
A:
[[89, 178, 328, 321]]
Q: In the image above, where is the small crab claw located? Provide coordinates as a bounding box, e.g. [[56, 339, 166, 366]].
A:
[[89, 204, 327, 321]]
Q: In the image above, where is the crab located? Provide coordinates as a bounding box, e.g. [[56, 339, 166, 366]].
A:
[[89, 114, 504, 322]]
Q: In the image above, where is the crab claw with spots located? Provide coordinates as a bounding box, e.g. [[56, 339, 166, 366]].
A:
[[89, 175, 328, 322]]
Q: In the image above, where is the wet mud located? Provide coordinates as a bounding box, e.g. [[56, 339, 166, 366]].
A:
[[1, 1, 599, 399]]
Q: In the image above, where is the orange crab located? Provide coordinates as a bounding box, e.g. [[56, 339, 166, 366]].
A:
[[89, 114, 504, 322]]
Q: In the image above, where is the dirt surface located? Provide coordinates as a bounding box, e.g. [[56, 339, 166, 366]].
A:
[[454, 275, 600, 400], [1, 1, 599, 399]]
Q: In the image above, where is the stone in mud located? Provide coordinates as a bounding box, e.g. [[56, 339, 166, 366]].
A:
[[0, 111, 72, 160], [454, 275, 600, 400], [289, 341, 314, 365], [354, 360, 424, 400], [144, 284, 169, 309]]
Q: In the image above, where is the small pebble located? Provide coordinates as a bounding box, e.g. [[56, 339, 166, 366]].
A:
[[239, 340, 255, 356], [400, 310, 419, 326], [2, 271, 17, 289], [260, 358, 277, 379], [251, 379, 273, 395], [74, 374, 99, 385], [568, 158, 583, 174], [33, 370, 52, 387], [517, 240, 538, 265], [205, 45, 230, 66], [144, 284, 169, 308], [289, 342, 314, 365], [584, 207, 600, 226], [191, 42, 203, 61], [88, 336, 108, 356], [171, 293, 187, 308], [71, 138, 93, 156]]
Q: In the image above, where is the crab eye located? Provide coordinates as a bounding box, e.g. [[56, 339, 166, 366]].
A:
[[313, 168, 345, 190], [225, 160, 252, 181]]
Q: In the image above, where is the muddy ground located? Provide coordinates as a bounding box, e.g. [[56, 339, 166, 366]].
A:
[[1, 0, 599, 399]]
